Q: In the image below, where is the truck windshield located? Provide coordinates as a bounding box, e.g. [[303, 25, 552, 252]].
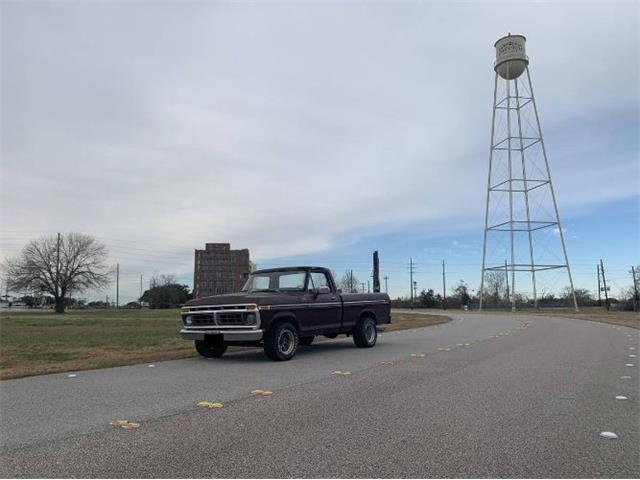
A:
[[242, 271, 307, 293]]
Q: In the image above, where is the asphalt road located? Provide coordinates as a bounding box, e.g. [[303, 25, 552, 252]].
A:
[[1, 312, 638, 478]]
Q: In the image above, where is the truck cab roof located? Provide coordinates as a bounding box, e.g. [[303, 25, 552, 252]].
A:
[[251, 266, 330, 275]]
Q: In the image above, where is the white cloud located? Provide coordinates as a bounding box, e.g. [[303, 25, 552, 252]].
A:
[[1, 1, 637, 300]]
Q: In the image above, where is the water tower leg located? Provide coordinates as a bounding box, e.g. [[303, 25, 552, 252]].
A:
[[514, 77, 538, 310], [479, 73, 499, 312], [525, 67, 579, 313]]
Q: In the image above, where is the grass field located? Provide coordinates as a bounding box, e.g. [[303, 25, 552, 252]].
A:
[[382, 310, 451, 332], [0, 309, 192, 380], [0, 308, 451, 380], [463, 307, 640, 330]]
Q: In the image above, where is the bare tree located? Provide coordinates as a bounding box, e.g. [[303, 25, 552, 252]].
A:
[[150, 274, 177, 289], [484, 271, 506, 307], [3, 233, 111, 313], [337, 270, 360, 293]]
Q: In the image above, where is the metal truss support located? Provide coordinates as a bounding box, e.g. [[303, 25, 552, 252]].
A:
[[479, 67, 578, 312]]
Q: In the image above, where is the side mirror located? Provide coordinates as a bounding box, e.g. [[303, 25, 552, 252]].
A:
[[317, 286, 331, 295]]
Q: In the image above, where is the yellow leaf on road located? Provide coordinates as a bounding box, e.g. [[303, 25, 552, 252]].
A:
[[210, 402, 223, 409], [261, 391, 273, 396], [251, 389, 265, 394], [110, 419, 139, 429]]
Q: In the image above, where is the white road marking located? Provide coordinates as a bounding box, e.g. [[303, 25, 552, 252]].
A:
[[626, 364, 635, 367], [629, 355, 637, 358], [630, 347, 636, 350], [148, 364, 156, 368], [615, 395, 628, 400], [620, 376, 632, 379], [600, 431, 618, 439], [67, 374, 77, 378]]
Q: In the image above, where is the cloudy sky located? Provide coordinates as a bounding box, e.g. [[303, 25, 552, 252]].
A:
[[1, 1, 638, 302]]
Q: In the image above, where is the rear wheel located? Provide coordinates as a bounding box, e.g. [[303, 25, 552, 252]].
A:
[[353, 316, 377, 348], [264, 322, 299, 361], [195, 340, 227, 358], [299, 336, 314, 346]]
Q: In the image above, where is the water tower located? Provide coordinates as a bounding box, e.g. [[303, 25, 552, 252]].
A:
[[479, 34, 578, 312]]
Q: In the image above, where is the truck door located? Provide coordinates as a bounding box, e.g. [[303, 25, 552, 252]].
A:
[[307, 270, 342, 334]]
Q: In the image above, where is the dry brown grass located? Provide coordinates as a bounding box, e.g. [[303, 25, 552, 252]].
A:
[[382, 310, 451, 332], [0, 309, 193, 380], [526, 308, 639, 329], [446, 306, 639, 330]]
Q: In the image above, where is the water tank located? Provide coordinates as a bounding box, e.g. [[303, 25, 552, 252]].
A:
[[494, 34, 528, 80]]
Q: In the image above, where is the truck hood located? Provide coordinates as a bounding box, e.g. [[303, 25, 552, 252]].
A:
[[185, 292, 302, 307]]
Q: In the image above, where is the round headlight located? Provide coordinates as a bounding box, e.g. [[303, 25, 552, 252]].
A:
[[245, 313, 256, 325], [184, 315, 192, 325]]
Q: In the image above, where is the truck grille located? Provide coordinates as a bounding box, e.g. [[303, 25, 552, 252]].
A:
[[183, 310, 253, 327], [192, 314, 214, 325], [217, 312, 245, 325]]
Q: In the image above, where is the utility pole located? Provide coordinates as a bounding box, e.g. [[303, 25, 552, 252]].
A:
[[367, 280, 371, 293], [631, 266, 639, 312], [116, 263, 120, 310], [504, 259, 510, 307], [361, 282, 366, 294], [442, 260, 447, 310], [409, 258, 416, 309], [350, 270, 354, 293], [600, 259, 609, 311], [56, 232, 61, 302], [384, 276, 388, 294], [597, 264, 602, 307], [413, 281, 418, 304], [140, 274, 143, 308]]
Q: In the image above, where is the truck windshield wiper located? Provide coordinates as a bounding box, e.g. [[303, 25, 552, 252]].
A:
[[250, 288, 279, 293]]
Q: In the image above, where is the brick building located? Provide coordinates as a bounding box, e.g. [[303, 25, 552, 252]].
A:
[[193, 243, 251, 298]]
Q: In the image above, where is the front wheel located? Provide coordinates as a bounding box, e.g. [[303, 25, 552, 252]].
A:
[[353, 317, 377, 348], [264, 322, 299, 361], [195, 340, 227, 358]]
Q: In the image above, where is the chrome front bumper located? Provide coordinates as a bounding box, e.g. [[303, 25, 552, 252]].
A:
[[180, 328, 263, 342]]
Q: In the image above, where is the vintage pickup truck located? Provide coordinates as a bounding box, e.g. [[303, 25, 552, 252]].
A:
[[180, 266, 391, 361]]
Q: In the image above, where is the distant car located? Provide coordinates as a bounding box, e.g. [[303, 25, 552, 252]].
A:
[[180, 266, 391, 361]]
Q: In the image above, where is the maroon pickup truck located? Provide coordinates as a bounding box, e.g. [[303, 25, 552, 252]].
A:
[[180, 266, 391, 361]]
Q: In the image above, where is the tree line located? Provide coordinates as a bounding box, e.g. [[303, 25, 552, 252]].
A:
[[2, 233, 191, 312], [3, 233, 638, 313]]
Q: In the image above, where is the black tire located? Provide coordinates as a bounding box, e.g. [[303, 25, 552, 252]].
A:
[[264, 322, 299, 361], [195, 340, 227, 358], [353, 316, 377, 348], [299, 336, 314, 346]]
